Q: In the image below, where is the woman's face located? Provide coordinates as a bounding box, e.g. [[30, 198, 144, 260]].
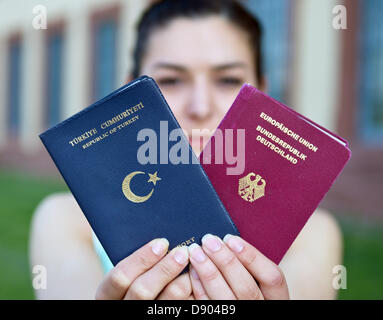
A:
[[140, 16, 263, 154]]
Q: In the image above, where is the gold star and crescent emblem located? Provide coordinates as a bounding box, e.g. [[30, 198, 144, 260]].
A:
[[122, 171, 162, 203]]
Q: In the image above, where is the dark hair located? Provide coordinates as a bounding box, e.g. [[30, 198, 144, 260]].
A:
[[132, 0, 264, 84]]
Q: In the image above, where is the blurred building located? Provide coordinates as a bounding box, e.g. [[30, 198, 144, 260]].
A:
[[0, 0, 382, 218]]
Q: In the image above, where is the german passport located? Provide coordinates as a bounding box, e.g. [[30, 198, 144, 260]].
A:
[[39, 76, 239, 266], [200, 84, 351, 264]]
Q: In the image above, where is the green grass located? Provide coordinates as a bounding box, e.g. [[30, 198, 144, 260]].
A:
[[0, 169, 68, 299], [337, 216, 383, 299], [0, 169, 382, 299]]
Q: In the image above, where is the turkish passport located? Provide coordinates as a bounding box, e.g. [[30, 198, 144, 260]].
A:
[[39, 76, 239, 266], [200, 84, 351, 264]]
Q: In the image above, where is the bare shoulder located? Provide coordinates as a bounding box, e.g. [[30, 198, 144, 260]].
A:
[[31, 192, 92, 241], [30, 192, 103, 299], [288, 208, 342, 254], [29, 192, 94, 264], [279, 208, 343, 299]]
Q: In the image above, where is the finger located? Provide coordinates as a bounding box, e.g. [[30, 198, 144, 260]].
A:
[[201, 234, 263, 300], [223, 235, 289, 300], [157, 273, 192, 300], [188, 243, 236, 300], [189, 266, 209, 300], [95, 238, 169, 300], [124, 246, 189, 300]]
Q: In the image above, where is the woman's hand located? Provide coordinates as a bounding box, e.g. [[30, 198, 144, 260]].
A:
[[95, 238, 192, 300], [188, 234, 289, 300], [95, 234, 289, 300]]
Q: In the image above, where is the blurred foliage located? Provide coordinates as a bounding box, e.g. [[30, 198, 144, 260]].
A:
[[0, 169, 382, 299]]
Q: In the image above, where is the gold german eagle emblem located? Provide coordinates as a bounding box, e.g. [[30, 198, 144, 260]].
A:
[[238, 172, 266, 203]]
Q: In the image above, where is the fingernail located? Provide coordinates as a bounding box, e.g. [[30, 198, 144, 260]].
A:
[[190, 267, 200, 280], [151, 238, 169, 256], [223, 234, 244, 253], [202, 234, 222, 252], [172, 246, 189, 265], [188, 243, 207, 263]]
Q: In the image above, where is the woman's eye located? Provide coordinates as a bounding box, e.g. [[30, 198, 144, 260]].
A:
[[157, 77, 182, 86], [217, 77, 243, 86]]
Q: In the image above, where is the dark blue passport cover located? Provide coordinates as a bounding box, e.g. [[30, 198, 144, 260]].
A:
[[39, 76, 239, 266]]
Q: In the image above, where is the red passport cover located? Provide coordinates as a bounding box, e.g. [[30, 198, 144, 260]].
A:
[[200, 84, 351, 264]]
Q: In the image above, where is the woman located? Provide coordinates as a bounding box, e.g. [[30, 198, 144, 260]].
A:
[[29, 0, 342, 299]]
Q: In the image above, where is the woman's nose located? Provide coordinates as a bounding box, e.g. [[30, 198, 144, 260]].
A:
[[186, 77, 213, 121]]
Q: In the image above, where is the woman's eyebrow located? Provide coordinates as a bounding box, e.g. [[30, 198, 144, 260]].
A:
[[152, 62, 247, 72], [152, 63, 187, 72], [212, 62, 247, 71]]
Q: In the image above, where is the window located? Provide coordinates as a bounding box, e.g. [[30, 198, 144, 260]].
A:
[[92, 14, 118, 101], [359, 0, 383, 143], [46, 29, 64, 127], [7, 36, 22, 137], [245, 0, 291, 103]]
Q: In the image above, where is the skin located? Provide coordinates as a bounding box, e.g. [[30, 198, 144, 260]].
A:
[[29, 16, 342, 300], [140, 17, 260, 154]]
